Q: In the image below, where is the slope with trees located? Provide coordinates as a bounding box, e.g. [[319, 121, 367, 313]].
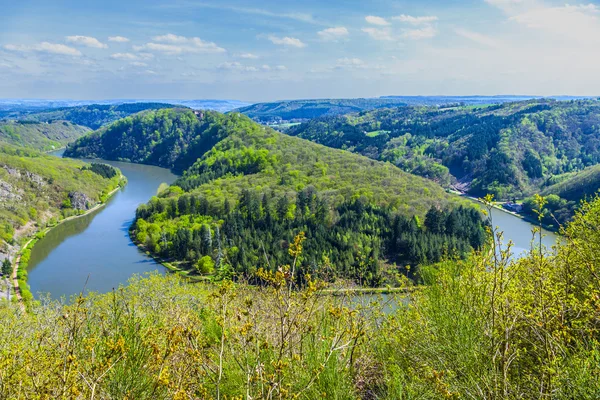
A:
[[0, 145, 123, 249], [11, 102, 176, 130], [288, 99, 600, 202], [0, 120, 90, 151], [67, 108, 486, 285]]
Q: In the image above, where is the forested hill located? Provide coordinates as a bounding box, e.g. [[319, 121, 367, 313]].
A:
[[235, 98, 408, 123], [66, 107, 486, 285], [288, 99, 600, 200], [0, 120, 90, 151], [12, 102, 175, 130]]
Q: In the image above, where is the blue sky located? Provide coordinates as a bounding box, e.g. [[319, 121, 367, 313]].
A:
[[1, 0, 600, 101]]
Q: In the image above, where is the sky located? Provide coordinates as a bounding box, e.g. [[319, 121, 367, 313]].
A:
[[1, 0, 600, 101]]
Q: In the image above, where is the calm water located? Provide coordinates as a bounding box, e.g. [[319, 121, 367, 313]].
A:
[[27, 150, 558, 299], [27, 150, 177, 300], [487, 206, 559, 256]]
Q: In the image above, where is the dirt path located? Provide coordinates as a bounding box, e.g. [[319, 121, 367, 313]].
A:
[[11, 238, 32, 312]]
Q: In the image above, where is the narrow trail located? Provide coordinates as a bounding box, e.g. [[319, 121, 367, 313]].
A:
[[12, 238, 32, 312]]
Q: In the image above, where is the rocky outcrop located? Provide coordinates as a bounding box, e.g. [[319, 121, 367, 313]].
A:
[[0, 180, 23, 201], [68, 192, 93, 210], [25, 171, 45, 187], [2, 165, 20, 178]]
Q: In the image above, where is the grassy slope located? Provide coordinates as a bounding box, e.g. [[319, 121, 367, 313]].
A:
[[541, 164, 600, 201], [0, 144, 122, 247], [0, 121, 90, 151]]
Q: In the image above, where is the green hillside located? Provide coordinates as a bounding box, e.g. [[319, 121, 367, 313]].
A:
[[288, 99, 600, 200], [15, 102, 175, 130], [235, 98, 408, 123], [0, 145, 123, 249], [67, 108, 486, 285], [0, 120, 90, 151]]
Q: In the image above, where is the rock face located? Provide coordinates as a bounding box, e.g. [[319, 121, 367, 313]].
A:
[[0, 180, 23, 201], [68, 192, 93, 211], [25, 171, 45, 187], [2, 165, 21, 178]]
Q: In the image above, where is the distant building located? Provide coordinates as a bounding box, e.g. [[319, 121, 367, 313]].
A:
[[503, 202, 523, 213]]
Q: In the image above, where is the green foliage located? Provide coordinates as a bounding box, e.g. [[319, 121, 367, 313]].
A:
[[0, 120, 90, 151], [288, 99, 600, 201], [13, 102, 176, 129], [68, 107, 484, 283], [236, 97, 409, 122], [3, 197, 600, 398], [1, 258, 10, 276], [0, 144, 122, 248]]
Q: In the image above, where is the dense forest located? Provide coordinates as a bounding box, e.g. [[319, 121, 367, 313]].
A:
[[67, 108, 486, 284], [288, 99, 600, 215], [1, 194, 600, 398], [0, 144, 123, 250], [11, 102, 175, 129], [0, 120, 90, 151]]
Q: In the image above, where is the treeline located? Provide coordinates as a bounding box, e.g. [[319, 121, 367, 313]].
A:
[[135, 187, 485, 286], [82, 162, 118, 179]]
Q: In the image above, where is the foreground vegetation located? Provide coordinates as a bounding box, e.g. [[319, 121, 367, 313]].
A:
[[66, 108, 485, 283], [1, 194, 600, 398]]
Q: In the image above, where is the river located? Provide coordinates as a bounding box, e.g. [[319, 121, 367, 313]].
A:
[[486, 206, 558, 256], [26, 150, 177, 300], [26, 151, 558, 300]]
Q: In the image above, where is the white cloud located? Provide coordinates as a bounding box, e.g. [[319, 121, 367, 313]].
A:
[[218, 62, 287, 73], [110, 52, 154, 61], [108, 36, 130, 43], [135, 34, 226, 54], [4, 42, 82, 56], [336, 57, 365, 67], [402, 26, 437, 40], [454, 28, 500, 47], [237, 53, 259, 59], [317, 27, 349, 41], [110, 52, 138, 60], [393, 15, 439, 25], [361, 27, 394, 41], [267, 35, 307, 48], [65, 35, 107, 49], [365, 15, 390, 26]]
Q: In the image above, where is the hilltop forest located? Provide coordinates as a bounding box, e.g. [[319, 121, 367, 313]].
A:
[[66, 108, 486, 285]]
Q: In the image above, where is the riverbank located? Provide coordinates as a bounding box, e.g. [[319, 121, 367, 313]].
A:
[[456, 193, 561, 233], [11, 176, 125, 309]]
